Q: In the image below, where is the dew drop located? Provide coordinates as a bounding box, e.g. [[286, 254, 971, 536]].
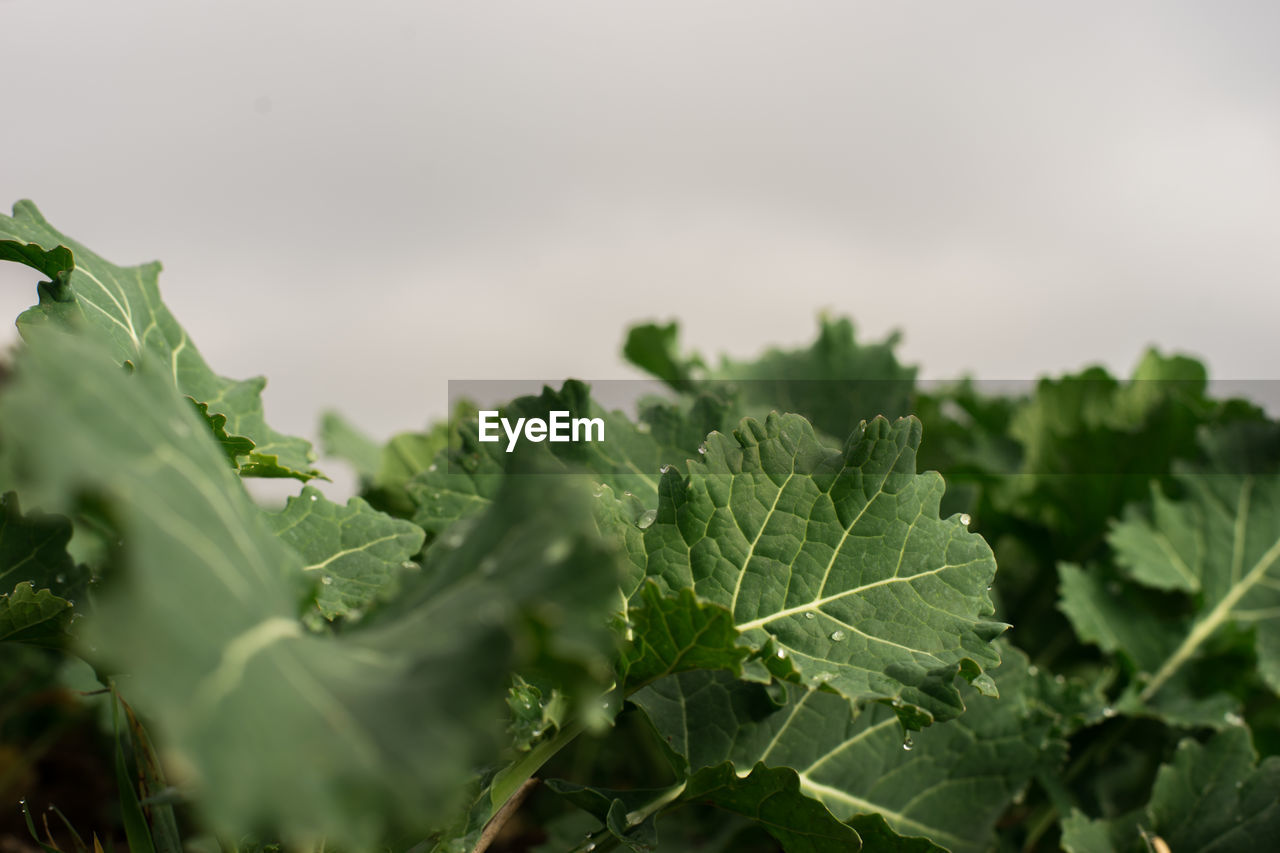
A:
[[623, 491, 633, 498], [804, 612, 816, 620], [635, 422, 651, 435], [309, 494, 318, 501], [321, 576, 333, 585], [959, 513, 971, 526], [1101, 706, 1116, 718], [401, 561, 416, 569], [659, 464, 674, 474], [697, 445, 706, 455], [829, 630, 846, 642], [902, 734, 914, 751], [637, 509, 658, 530], [427, 463, 438, 473], [1027, 665, 1039, 677], [55, 573, 66, 583], [1224, 711, 1245, 727], [593, 484, 607, 497], [775, 648, 788, 659]]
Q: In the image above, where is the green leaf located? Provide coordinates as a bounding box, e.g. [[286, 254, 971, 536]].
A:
[[1057, 562, 1180, 675], [321, 411, 455, 517], [1062, 727, 1280, 853], [632, 646, 1059, 853], [0, 329, 620, 847], [0, 491, 89, 648], [265, 486, 425, 622], [622, 321, 700, 391], [506, 674, 570, 752], [0, 491, 88, 597], [712, 317, 917, 439], [622, 582, 752, 689], [189, 399, 257, 467], [645, 412, 1002, 724], [0, 582, 73, 645], [0, 200, 320, 480], [623, 317, 917, 440], [405, 382, 701, 596], [408, 382, 687, 535], [318, 412, 384, 480], [548, 766, 872, 853], [994, 351, 1226, 553], [1102, 436, 1280, 705]]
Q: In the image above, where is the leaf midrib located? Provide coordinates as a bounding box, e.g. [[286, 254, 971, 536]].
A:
[[1142, 477, 1280, 700]]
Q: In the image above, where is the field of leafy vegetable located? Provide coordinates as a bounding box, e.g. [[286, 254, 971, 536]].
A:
[[2, 200, 1279, 852]]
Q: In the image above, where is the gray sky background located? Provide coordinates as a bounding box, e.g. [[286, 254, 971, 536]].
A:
[[3, 1, 1279, 460]]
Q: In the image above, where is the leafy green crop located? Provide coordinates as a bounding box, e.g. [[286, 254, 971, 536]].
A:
[[3, 202, 1279, 853]]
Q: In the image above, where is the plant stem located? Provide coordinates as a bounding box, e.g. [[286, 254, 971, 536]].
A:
[[483, 720, 585, 824], [472, 778, 539, 853]]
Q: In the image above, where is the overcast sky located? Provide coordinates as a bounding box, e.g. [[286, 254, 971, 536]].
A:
[[3, 1, 1279, 457]]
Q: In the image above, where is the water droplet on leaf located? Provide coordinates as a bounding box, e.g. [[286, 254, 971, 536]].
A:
[[775, 648, 787, 659], [959, 513, 971, 526], [804, 612, 816, 620], [309, 494, 318, 501], [637, 509, 657, 529], [321, 576, 333, 585], [902, 734, 914, 751], [829, 630, 846, 642], [1224, 711, 1245, 727]]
